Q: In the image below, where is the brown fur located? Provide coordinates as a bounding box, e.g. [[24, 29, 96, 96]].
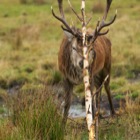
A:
[[58, 32, 115, 125]]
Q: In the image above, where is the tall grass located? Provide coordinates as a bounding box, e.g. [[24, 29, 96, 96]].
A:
[[0, 87, 64, 140]]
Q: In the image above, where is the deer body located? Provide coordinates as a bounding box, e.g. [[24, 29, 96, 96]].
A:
[[58, 30, 115, 124], [52, 0, 116, 126]]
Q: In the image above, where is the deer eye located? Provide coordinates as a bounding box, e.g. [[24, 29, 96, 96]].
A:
[[87, 36, 92, 42], [72, 47, 77, 51], [77, 38, 82, 44]]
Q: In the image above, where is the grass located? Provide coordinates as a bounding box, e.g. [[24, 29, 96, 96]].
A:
[[64, 96, 140, 140], [99, 96, 140, 140], [0, 0, 139, 139], [0, 86, 64, 140]]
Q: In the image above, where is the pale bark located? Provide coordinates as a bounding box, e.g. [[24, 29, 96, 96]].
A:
[[81, 0, 95, 139]]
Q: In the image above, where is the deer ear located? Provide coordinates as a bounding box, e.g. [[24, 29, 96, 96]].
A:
[[63, 30, 74, 41]]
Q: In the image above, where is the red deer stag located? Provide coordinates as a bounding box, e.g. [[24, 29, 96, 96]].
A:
[[52, 0, 116, 125]]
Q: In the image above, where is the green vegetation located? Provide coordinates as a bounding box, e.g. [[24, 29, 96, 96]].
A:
[[99, 96, 140, 140], [0, 0, 140, 139], [0, 87, 64, 140]]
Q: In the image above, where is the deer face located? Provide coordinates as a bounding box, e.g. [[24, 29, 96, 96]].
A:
[[71, 37, 83, 69], [64, 30, 94, 70]]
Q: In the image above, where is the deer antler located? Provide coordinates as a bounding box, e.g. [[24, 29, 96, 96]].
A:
[[103, 0, 113, 20], [51, 0, 76, 36], [91, 0, 117, 43]]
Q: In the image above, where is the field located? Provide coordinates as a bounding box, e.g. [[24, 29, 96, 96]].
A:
[[0, 0, 140, 139]]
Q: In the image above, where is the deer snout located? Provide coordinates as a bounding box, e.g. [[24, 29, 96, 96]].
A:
[[79, 60, 83, 69]]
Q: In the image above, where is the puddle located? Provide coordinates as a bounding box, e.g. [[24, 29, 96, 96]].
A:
[[68, 94, 122, 118], [69, 104, 86, 118]]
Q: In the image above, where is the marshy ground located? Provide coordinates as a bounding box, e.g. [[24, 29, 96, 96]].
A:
[[0, 0, 140, 139]]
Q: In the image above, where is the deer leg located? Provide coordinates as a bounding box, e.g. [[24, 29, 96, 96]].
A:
[[62, 79, 73, 126], [95, 85, 103, 140], [91, 79, 102, 117], [94, 74, 103, 116], [90, 79, 96, 117], [104, 79, 115, 115], [96, 87, 102, 111]]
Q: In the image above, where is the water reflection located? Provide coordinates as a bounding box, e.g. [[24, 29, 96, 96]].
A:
[[69, 104, 86, 118]]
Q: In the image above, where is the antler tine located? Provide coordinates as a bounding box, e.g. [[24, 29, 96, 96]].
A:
[[51, 0, 75, 36], [68, 0, 83, 22], [103, 0, 112, 21], [98, 11, 117, 34], [87, 19, 100, 51], [51, 7, 75, 35], [61, 25, 75, 35], [98, 0, 116, 32], [98, 28, 109, 36], [58, 0, 65, 19], [91, 19, 100, 40]]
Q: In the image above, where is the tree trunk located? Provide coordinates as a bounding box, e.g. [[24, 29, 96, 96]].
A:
[[81, 0, 96, 139]]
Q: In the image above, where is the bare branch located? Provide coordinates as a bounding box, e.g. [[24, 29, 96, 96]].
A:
[[68, 0, 83, 22], [81, 0, 86, 27], [86, 17, 92, 26], [93, 75, 109, 97]]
